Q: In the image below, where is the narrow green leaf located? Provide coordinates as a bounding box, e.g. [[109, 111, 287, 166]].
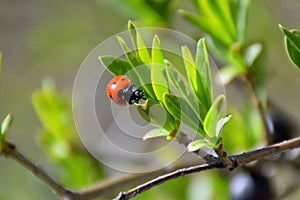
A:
[[163, 93, 205, 137], [32, 86, 73, 139], [201, 0, 236, 41], [232, 0, 250, 42], [116, 36, 156, 98], [128, 20, 138, 50], [143, 128, 170, 140], [99, 56, 133, 76], [136, 32, 151, 64], [279, 25, 300, 69], [165, 60, 206, 121], [179, 10, 232, 47], [187, 139, 212, 152], [196, 39, 212, 93], [0, 114, 13, 139], [244, 43, 263, 67], [216, 114, 232, 137], [204, 95, 225, 138], [136, 99, 177, 133], [151, 35, 169, 101], [128, 20, 151, 64], [117, 36, 144, 67], [182, 45, 211, 109]]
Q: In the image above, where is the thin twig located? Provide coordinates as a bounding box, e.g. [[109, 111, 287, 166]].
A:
[[114, 136, 300, 200], [114, 163, 222, 200]]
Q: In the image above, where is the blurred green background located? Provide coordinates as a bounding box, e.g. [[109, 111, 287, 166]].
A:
[[1, 0, 300, 199]]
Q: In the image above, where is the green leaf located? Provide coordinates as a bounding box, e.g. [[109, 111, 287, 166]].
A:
[[232, 0, 250, 42], [128, 21, 151, 64], [163, 93, 205, 136], [196, 39, 212, 94], [204, 95, 225, 138], [279, 25, 300, 69], [137, 32, 151, 64], [203, 0, 236, 41], [151, 35, 169, 101], [179, 10, 232, 47], [116, 36, 156, 98], [128, 20, 138, 50], [0, 114, 13, 140], [216, 114, 232, 137], [32, 83, 75, 141], [99, 56, 133, 76], [143, 128, 170, 140], [136, 99, 178, 134], [222, 106, 263, 154], [182, 45, 211, 110], [165, 60, 206, 120], [244, 43, 263, 67], [187, 139, 212, 152]]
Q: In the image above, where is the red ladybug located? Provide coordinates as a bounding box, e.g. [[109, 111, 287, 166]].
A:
[[106, 75, 145, 105]]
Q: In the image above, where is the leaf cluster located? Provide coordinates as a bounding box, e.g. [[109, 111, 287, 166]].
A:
[[100, 21, 230, 151]]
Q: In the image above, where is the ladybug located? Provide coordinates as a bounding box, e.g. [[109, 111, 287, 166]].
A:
[[106, 75, 145, 105]]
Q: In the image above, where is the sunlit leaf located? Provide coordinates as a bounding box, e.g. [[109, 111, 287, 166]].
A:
[[32, 83, 75, 141], [182, 45, 211, 110], [187, 139, 212, 152], [128, 20, 138, 50], [280, 25, 300, 69], [222, 106, 263, 154], [128, 21, 151, 63], [216, 114, 232, 137], [143, 128, 170, 140], [179, 10, 232, 47], [165, 60, 206, 120], [202, 0, 236, 41], [196, 39, 212, 93], [99, 56, 133, 76], [136, 99, 177, 133], [244, 43, 263, 67], [220, 65, 244, 85], [151, 35, 169, 101], [232, 0, 250, 42], [204, 95, 225, 138], [163, 93, 205, 137], [0, 114, 13, 140], [117, 36, 156, 98]]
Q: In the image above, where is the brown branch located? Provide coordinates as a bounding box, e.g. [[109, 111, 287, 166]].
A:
[[2, 136, 300, 200], [114, 163, 222, 200], [0, 141, 74, 200], [114, 136, 300, 200]]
